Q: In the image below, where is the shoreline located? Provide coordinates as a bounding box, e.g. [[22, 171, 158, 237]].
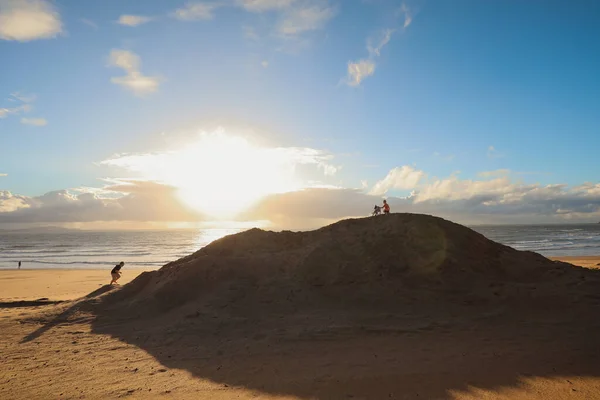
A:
[[2, 255, 599, 270], [550, 256, 600, 269]]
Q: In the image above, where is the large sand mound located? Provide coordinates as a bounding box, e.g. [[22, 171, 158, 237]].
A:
[[104, 214, 589, 316], [39, 214, 595, 399]]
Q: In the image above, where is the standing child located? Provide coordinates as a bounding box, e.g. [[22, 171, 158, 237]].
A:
[[383, 199, 390, 214]]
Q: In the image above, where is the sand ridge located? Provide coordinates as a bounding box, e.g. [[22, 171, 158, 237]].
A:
[[105, 214, 596, 315]]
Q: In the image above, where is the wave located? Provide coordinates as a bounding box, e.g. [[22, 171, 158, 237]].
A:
[[13, 260, 171, 266], [539, 243, 600, 251], [0, 251, 161, 258], [512, 239, 551, 244]]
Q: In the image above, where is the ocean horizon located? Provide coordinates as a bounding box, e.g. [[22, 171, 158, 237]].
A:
[[1, 223, 599, 270]]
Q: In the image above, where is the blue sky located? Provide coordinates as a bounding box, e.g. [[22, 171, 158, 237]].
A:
[[1, 0, 600, 228]]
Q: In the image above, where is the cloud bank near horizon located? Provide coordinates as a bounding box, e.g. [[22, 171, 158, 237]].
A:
[[2, 166, 600, 229]]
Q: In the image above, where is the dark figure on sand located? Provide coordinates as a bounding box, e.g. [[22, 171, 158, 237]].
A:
[[18, 261, 21, 269], [110, 262, 124, 285]]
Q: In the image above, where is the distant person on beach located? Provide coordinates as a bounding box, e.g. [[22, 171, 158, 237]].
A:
[[18, 261, 21, 269], [383, 200, 390, 214], [110, 262, 124, 285]]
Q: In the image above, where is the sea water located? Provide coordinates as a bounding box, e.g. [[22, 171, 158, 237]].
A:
[[473, 224, 600, 257], [0, 229, 239, 270]]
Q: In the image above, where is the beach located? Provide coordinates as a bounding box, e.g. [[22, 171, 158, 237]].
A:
[[1, 216, 600, 400], [550, 256, 600, 270], [0, 269, 154, 301]]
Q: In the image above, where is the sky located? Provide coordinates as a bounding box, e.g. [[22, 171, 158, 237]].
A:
[[1, 0, 599, 230]]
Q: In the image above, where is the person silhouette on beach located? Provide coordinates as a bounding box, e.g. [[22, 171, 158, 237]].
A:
[[18, 261, 21, 269], [383, 199, 390, 214], [110, 262, 124, 285]]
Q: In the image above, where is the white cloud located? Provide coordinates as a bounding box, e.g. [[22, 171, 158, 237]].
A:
[[319, 163, 338, 176], [415, 175, 518, 203], [236, 1, 336, 52], [101, 133, 337, 184], [345, 29, 392, 86], [0, 92, 35, 119], [80, 18, 98, 29], [0, 173, 7, 177], [240, 170, 600, 228], [171, 2, 220, 20], [111, 74, 160, 95], [0, 190, 32, 213], [277, 4, 336, 36], [0, 183, 203, 223], [369, 166, 425, 196], [261, 60, 269, 68], [10, 92, 36, 103], [21, 117, 46, 126], [109, 49, 140, 71], [365, 165, 600, 223], [345, 59, 376, 87], [238, 0, 295, 12], [345, 4, 413, 87], [3, 159, 600, 227], [108, 49, 160, 96], [0, 0, 62, 41], [0, 103, 30, 118], [367, 28, 394, 57], [398, 3, 412, 29], [117, 14, 154, 27]]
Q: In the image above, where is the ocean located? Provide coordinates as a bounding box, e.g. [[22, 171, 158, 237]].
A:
[[472, 224, 600, 257], [1, 224, 599, 270], [0, 229, 240, 270]]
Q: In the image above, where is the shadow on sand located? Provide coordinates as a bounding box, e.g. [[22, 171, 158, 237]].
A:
[[0, 299, 64, 308], [17, 278, 600, 398], [83, 282, 600, 399], [20, 285, 115, 344]]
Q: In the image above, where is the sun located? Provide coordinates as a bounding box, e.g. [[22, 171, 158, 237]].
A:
[[102, 128, 335, 219], [162, 131, 301, 218]]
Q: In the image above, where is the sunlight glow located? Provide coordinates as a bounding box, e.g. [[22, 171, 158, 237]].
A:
[[101, 128, 337, 219], [170, 132, 301, 217]]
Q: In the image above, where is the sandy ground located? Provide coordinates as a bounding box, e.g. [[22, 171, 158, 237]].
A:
[[1, 257, 599, 399], [0, 269, 154, 301], [551, 256, 600, 270]]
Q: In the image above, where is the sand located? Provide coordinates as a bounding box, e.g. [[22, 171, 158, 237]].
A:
[[0, 269, 153, 301], [551, 256, 600, 270], [1, 215, 600, 399]]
